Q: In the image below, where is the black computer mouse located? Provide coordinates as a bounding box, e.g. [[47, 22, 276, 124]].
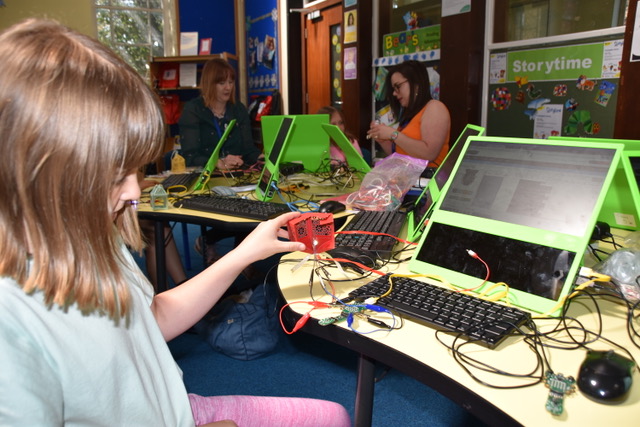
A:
[[318, 200, 346, 214], [577, 350, 635, 403]]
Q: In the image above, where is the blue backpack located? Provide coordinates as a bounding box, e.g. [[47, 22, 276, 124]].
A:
[[194, 282, 281, 361]]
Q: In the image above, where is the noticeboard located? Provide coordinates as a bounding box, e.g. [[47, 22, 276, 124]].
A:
[[487, 40, 623, 139]]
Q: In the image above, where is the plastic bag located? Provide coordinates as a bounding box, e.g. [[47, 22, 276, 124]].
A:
[[346, 153, 427, 211], [593, 248, 640, 302]]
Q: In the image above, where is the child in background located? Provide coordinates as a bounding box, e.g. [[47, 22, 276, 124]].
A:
[[317, 105, 367, 164], [0, 19, 351, 427]]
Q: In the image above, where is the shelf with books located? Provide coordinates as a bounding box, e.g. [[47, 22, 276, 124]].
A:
[[150, 52, 237, 91]]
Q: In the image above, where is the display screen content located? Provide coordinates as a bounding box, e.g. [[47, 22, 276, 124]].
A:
[[412, 188, 434, 230], [439, 140, 616, 237], [268, 118, 293, 165], [258, 117, 293, 199]]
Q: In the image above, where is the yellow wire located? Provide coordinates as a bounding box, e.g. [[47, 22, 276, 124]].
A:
[[540, 273, 611, 317], [477, 282, 511, 302]]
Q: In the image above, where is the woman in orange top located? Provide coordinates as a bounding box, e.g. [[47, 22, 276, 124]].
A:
[[368, 60, 451, 165]]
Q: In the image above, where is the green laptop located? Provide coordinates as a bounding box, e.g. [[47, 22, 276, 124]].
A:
[[160, 119, 235, 192], [255, 116, 296, 201], [550, 136, 640, 230], [190, 119, 237, 191], [320, 123, 371, 175], [261, 114, 331, 172], [409, 136, 623, 316], [406, 124, 485, 242]]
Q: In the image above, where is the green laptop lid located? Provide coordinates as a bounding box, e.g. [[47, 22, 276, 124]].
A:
[[406, 124, 486, 242], [621, 150, 640, 226], [262, 114, 331, 172], [409, 136, 622, 316], [320, 123, 371, 175], [255, 116, 296, 201], [550, 136, 640, 230], [192, 119, 236, 191]]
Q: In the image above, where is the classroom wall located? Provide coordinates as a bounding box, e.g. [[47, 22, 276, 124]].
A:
[[0, 0, 96, 36], [245, 0, 279, 97], [179, 0, 236, 55]]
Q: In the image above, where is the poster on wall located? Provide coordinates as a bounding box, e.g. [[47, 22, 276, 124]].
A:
[[199, 38, 212, 55], [489, 53, 507, 84], [382, 25, 440, 57], [344, 10, 357, 44], [180, 32, 198, 55], [487, 40, 623, 139], [533, 104, 563, 139], [344, 47, 357, 80], [246, 3, 279, 96]]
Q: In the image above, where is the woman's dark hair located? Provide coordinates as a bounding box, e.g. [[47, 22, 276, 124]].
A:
[[385, 60, 433, 126]]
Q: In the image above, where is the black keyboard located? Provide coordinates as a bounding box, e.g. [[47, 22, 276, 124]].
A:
[[349, 274, 531, 348], [175, 195, 291, 221], [335, 210, 407, 254], [161, 172, 200, 190]]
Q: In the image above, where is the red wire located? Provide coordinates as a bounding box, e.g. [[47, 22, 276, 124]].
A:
[[457, 250, 491, 292], [335, 230, 417, 246], [279, 301, 331, 335]]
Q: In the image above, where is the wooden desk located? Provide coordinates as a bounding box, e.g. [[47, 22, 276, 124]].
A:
[[137, 173, 360, 290], [277, 248, 640, 427]]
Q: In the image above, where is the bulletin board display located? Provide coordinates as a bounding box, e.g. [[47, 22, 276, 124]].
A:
[[487, 39, 623, 139], [245, 1, 279, 96]]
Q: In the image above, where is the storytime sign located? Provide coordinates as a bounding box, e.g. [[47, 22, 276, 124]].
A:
[[505, 41, 622, 82]]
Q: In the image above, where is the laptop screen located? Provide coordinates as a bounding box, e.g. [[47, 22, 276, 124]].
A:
[[255, 117, 295, 201], [621, 150, 640, 227], [409, 136, 621, 314], [439, 140, 614, 237], [628, 155, 640, 189], [433, 124, 486, 191], [407, 124, 485, 241]]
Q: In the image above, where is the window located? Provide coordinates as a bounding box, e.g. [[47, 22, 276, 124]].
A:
[[95, 0, 177, 78], [494, 0, 629, 43]]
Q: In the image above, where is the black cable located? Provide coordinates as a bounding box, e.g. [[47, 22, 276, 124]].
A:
[[437, 320, 546, 389]]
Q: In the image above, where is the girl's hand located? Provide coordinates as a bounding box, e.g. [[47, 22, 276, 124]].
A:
[[233, 212, 306, 263]]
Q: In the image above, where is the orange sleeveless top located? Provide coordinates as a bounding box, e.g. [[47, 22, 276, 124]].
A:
[[395, 105, 449, 166]]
